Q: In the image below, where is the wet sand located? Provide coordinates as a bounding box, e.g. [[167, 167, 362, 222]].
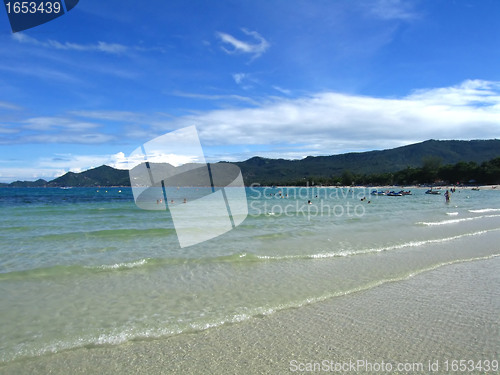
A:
[[1, 256, 498, 375]]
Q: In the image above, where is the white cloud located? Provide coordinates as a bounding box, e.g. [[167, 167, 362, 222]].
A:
[[1, 152, 125, 182], [154, 79, 500, 157], [70, 110, 146, 122], [0, 101, 22, 110], [13, 33, 128, 54], [367, 0, 418, 21], [0, 125, 19, 134], [11, 33, 158, 55], [0, 149, 201, 182], [37, 154, 111, 170], [125, 151, 199, 169], [19, 152, 130, 180], [407, 80, 500, 106], [0, 152, 121, 182], [11, 33, 35, 44], [0, 167, 68, 182], [232, 73, 247, 84], [231, 72, 257, 90], [0, 115, 116, 145], [22, 133, 116, 144], [172, 91, 260, 105], [22, 116, 100, 131], [2, 80, 499, 179], [0, 132, 115, 145], [0, 63, 81, 84], [272, 86, 292, 95], [216, 28, 270, 60], [46, 39, 128, 53]]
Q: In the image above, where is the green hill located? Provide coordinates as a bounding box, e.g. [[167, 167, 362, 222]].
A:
[[46, 165, 130, 187], [2, 139, 499, 187], [5, 179, 48, 188], [235, 139, 500, 185]]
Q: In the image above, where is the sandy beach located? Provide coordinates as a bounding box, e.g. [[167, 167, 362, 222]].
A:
[[1, 256, 498, 375]]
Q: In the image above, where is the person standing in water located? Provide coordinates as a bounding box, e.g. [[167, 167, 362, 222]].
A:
[[444, 190, 450, 203]]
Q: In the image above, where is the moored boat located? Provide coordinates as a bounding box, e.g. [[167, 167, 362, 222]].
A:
[[425, 189, 441, 195], [387, 191, 403, 196]]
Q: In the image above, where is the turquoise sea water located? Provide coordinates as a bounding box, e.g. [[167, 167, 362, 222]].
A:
[[1, 186, 499, 364]]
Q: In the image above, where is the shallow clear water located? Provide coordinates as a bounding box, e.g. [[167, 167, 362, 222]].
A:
[[0, 186, 499, 363]]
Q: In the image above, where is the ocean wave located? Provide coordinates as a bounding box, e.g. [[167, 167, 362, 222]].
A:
[[255, 229, 495, 261], [2, 228, 498, 281], [0, 259, 156, 281], [469, 208, 500, 213], [0, 253, 254, 281], [88, 259, 148, 271], [416, 214, 500, 226], [34, 227, 176, 242]]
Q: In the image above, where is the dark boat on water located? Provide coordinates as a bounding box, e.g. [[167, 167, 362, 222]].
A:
[[387, 191, 403, 196], [425, 189, 441, 195]]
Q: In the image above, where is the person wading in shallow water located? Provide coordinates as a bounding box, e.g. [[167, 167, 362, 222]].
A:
[[445, 190, 450, 203]]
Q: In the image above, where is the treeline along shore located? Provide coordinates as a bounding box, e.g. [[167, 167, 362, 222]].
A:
[[287, 156, 500, 187]]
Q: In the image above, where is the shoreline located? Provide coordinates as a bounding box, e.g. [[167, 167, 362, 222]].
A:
[[2, 256, 498, 374], [251, 184, 500, 190], [1, 184, 499, 189]]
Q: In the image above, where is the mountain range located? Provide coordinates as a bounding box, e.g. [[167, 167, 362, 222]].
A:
[[2, 139, 499, 187]]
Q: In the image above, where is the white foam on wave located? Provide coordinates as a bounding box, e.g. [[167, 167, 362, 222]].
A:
[[417, 214, 500, 226], [91, 259, 148, 271], [446, 212, 459, 216], [3, 324, 184, 364], [255, 229, 497, 261], [469, 208, 500, 213]]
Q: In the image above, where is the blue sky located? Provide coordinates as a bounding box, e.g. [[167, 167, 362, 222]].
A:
[[0, 0, 499, 182]]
